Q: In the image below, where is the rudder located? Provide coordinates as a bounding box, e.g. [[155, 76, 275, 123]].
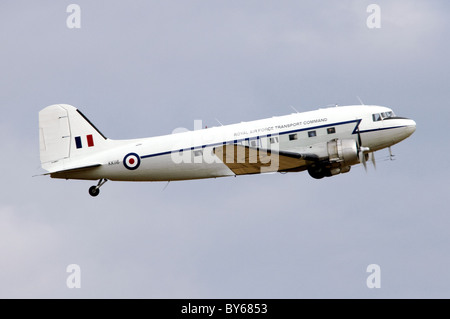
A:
[[39, 105, 70, 167]]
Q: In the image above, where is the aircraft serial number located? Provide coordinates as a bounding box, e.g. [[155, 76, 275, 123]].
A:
[[108, 160, 120, 165]]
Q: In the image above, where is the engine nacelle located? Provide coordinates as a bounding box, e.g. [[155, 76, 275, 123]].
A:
[[307, 139, 358, 179], [326, 139, 359, 166]]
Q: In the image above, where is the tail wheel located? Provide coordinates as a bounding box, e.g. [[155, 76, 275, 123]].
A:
[[89, 186, 100, 197], [88, 179, 107, 197]]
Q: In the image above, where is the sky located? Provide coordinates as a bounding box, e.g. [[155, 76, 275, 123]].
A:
[[1, 0, 449, 298]]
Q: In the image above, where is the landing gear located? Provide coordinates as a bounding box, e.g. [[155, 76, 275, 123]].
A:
[[308, 164, 351, 179], [89, 178, 108, 197], [88, 186, 99, 197], [308, 166, 326, 179]]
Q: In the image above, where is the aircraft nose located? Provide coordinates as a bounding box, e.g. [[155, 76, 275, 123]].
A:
[[406, 119, 416, 136], [390, 117, 416, 144]]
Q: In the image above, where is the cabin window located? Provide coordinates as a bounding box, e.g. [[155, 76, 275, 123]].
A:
[[269, 137, 279, 144], [308, 131, 316, 138], [327, 127, 336, 134], [289, 134, 298, 141], [194, 150, 203, 156], [250, 140, 257, 147]]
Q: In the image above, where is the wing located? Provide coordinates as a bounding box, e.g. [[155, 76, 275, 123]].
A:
[[213, 144, 318, 175]]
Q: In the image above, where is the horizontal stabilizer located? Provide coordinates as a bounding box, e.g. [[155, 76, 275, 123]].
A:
[[48, 163, 101, 178]]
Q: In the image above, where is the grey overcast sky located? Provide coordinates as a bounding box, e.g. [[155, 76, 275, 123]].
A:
[[1, 0, 449, 298]]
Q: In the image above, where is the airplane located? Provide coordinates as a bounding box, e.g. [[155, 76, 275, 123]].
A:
[[38, 103, 416, 196]]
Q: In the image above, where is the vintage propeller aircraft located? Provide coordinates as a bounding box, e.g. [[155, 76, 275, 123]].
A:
[[38, 104, 415, 196]]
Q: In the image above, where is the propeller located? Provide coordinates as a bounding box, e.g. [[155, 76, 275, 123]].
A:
[[356, 121, 375, 171], [370, 152, 376, 170], [359, 146, 370, 171]]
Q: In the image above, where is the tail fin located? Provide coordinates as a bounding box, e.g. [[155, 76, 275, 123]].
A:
[[39, 104, 108, 172]]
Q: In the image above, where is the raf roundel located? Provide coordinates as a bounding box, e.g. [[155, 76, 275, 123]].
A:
[[123, 153, 141, 170]]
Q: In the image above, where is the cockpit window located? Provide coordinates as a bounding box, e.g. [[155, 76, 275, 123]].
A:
[[372, 113, 382, 122], [381, 111, 395, 119], [373, 111, 395, 122]]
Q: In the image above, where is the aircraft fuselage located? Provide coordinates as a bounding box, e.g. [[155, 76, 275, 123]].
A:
[[46, 104, 415, 182]]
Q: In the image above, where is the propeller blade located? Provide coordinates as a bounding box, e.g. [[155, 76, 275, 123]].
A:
[[359, 147, 370, 171], [356, 121, 371, 172], [370, 152, 376, 170], [357, 124, 362, 147]]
